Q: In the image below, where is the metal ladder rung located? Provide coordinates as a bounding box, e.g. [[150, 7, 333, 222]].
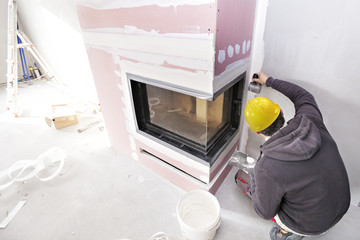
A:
[[17, 43, 32, 48]]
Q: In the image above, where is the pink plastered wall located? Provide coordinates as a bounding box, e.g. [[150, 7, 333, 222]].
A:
[[86, 47, 132, 158], [215, 0, 256, 76], [77, 4, 215, 34], [77, 2, 216, 90]]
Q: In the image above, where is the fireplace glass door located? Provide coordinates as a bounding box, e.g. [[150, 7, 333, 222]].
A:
[[130, 74, 244, 163]]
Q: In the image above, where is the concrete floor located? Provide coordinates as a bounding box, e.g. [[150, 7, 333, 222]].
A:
[[0, 80, 359, 240]]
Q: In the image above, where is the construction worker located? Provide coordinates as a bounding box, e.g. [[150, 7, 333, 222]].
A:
[[238, 72, 351, 240]]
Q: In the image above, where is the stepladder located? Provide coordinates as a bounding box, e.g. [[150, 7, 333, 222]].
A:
[[6, 0, 19, 116], [6, 0, 55, 116]]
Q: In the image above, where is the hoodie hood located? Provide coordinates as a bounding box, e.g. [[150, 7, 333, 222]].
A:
[[260, 115, 321, 161]]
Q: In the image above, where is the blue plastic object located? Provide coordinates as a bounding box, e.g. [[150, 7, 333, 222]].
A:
[[17, 25, 30, 82]]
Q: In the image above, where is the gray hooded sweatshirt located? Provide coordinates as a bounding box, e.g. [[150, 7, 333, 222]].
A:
[[249, 78, 350, 235]]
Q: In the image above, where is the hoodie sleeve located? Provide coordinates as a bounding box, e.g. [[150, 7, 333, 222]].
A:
[[250, 166, 284, 220], [266, 77, 325, 130]]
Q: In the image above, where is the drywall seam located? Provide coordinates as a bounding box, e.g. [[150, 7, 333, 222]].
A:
[[82, 31, 213, 61], [250, 0, 269, 73], [240, 0, 269, 152], [85, 44, 214, 93], [84, 44, 212, 71], [77, 0, 215, 9], [213, 58, 250, 92], [84, 27, 213, 40]]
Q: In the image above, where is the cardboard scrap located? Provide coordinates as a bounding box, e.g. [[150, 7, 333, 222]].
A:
[[45, 104, 79, 129]]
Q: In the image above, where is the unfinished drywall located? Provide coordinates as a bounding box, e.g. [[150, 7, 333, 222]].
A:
[[76, 0, 259, 192], [250, 0, 360, 206], [15, 0, 98, 103], [0, 1, 8, 84], [214, 0, 256, 76], [77, 1, 217, 161]]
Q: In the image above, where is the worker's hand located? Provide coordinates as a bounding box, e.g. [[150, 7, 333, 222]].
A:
[[253, 72, 269, 85]]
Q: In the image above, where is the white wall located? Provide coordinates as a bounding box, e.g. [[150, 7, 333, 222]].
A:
[[0, 1, 8, 84], [250, 0, 360, 206], [15, 0, 98, 103]]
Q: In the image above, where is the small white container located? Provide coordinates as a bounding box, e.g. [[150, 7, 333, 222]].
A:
[[176, 190, 221, 240]]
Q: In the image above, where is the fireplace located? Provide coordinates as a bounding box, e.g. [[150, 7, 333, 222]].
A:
[[130, 73, 245, 165], [77, 0, 257, 193]]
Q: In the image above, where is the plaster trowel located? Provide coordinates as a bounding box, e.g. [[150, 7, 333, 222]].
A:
[[228, 150, 256, 172]]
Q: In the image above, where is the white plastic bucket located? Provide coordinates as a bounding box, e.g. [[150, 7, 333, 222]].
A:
[[176, 190, 221, 240]]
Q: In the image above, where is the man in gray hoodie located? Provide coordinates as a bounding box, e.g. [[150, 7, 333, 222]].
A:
[[240, 72, 351, 240]]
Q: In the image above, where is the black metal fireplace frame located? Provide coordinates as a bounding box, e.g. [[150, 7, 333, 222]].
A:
[[130, 73, 245, 165]]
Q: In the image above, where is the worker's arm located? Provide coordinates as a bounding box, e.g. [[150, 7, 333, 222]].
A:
[[249, 166, 283, 220], [253, 72, 326, 131]]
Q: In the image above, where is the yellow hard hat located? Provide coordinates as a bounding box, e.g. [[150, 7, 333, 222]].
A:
[[244, 97, 281, 132]]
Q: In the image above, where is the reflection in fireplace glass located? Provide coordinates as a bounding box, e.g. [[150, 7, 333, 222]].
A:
[[130, 73, 244, 163], [146, 86, 230, 150]]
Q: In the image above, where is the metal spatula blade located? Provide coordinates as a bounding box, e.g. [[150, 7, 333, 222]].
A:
[[228, 150, 256, 170]]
